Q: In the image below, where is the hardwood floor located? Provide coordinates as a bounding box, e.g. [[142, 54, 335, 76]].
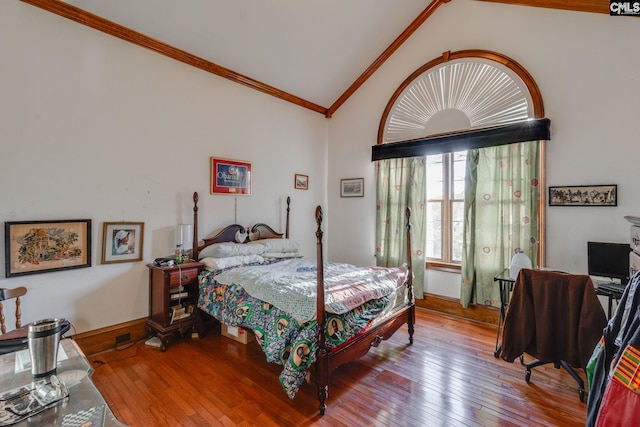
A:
[[89, 308, 588, 426]]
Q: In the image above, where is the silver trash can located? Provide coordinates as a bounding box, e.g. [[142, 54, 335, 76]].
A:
[[28, 318, 62, 378]]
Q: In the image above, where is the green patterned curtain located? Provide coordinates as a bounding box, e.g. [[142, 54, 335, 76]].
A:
[[460, 141, 539, 308], [375, 157, 427, 298]]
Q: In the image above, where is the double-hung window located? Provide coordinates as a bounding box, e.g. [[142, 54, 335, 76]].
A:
[[426, 151, 466, 268]]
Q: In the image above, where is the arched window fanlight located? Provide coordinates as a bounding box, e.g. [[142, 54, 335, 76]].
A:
[[373, 50, 549, 161]]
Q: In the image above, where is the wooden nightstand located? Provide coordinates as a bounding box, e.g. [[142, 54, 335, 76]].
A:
[[146, 261, 204, 351]]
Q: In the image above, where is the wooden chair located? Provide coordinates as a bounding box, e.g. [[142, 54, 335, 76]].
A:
[[0, 286, 29, 354], [0, 286, 27, 334]]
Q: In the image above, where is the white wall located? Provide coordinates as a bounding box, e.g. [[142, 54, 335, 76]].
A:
[[327, 1, 640, 298], [0, 2, 328, 332]]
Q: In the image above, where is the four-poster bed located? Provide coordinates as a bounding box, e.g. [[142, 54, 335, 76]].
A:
[[190, 192, 415, 415]]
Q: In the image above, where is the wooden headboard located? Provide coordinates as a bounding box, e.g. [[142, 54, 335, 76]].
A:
[[191, 192, 291, 259]]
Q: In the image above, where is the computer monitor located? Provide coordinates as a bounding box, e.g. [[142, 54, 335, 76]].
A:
[[587, 241, 631, 284]]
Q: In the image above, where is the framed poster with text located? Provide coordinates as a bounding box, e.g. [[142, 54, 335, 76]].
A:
[[210, 157, 252, 195]]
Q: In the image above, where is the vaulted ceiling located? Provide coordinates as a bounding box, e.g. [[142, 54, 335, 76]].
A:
[[21, 0, 608, 117]]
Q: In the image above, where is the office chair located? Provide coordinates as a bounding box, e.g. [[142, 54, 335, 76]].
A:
[[0, 286, 29, 354], [499, 269, 607, 401]]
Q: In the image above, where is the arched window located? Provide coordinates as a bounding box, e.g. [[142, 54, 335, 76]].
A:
[[378, 50, 544, 144], [374, 50, 548, 307]]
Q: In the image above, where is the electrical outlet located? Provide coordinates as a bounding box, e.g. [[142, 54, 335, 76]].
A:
[[115, 333, 131, 345]]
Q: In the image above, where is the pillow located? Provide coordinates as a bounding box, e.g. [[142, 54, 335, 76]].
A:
[[198, 242, 266, 259], [247, 238, 299, 254], [201, 255, 264, 271], [262, 252, 301, 259]]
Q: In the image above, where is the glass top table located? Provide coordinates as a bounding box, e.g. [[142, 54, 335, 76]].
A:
[[0, 338, 126, 427]]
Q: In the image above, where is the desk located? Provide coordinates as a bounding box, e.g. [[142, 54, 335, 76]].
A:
[[595, 285, 624, 318], [493, 268, 515, 358], [0, 338, 126, 426]]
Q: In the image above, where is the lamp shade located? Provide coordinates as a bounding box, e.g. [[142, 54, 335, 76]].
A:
[[175, 224, 193, 252]]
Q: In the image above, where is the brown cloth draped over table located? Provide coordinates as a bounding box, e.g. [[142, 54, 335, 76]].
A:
[[500, 269, 607, 368]]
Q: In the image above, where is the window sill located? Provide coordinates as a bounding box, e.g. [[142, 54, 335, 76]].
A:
[[425, 261, 461, 273]]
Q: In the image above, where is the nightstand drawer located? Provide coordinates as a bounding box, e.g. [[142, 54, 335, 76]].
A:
[[168, 268, 199, 286]]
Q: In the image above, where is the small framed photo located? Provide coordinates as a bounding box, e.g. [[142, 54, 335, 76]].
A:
[[340, 178, 364, 198], [549, 185, 617, 207], [102, 222, 144, 264], [210, 157, 252, 195], [295, 174, 308, 190], [4, 219, 92, 277]]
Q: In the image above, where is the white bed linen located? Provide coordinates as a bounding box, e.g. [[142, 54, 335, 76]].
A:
[[213, 257, 408, 322]]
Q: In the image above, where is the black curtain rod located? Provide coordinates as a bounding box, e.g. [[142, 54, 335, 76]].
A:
[[371, 118, 550, 161]]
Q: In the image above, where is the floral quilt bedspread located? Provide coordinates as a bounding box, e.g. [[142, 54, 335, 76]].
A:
[[198, 262, 403, 398], [212, 257, 407, 322]]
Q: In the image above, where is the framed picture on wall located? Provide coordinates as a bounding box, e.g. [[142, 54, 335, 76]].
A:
[[4, 219, 92, 277], [549, 184, 617, 207], [102, 222, 144, 264], [340, 178, 364, 198], [210, 157, 252, 195], [295, 174, 308, 190]]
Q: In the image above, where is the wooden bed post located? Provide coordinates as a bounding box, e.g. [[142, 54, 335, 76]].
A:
[[314, 206, 328, 415], [285, 196, 291, 239], [192, 192, 199, 260], [405, 207, 415, 344]]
